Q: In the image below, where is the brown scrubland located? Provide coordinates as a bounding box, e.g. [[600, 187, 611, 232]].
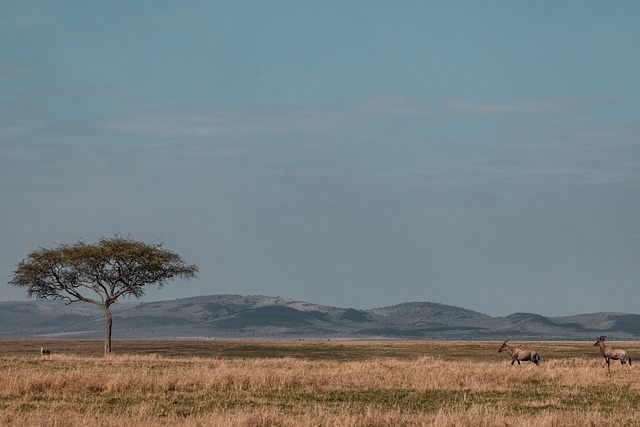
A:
[[1, 339, 639, 426]]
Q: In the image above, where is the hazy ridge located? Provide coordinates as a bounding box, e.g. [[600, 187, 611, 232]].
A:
[[1, 294, 639, 340]]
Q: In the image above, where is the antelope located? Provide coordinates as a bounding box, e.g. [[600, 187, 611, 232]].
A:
[[498, 340, 540, 366], [594, 336, 631, 374], [40, 346, 51, 356]]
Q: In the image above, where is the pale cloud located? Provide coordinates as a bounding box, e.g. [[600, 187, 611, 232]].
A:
[[0, 61, 34, 79], [101, 93, 439, 142], [0, 102, 39, 116], [101, 106, 365, 141], [141, 6, 219, 38], [445, 97, 576, 114], [353, 92, 435, 116]]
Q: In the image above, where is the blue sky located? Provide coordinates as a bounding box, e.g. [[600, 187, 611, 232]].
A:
[[2, 1, 639, 316]]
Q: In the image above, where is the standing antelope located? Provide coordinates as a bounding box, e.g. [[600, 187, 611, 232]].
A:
[[498, 340, 540, 366], [40, 346, 51, 356], [594, 336, 631, 374]]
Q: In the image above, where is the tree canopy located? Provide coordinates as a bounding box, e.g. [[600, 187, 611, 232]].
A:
[[9, 236, 198, 353]]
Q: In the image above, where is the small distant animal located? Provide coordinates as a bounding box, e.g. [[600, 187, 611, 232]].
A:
[[498, 340, 540, 366], [594, 336, 631, 374], [40, 346, 51, 356]]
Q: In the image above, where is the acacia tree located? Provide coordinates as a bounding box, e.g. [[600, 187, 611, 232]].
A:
[[9, 236, 198, 354]]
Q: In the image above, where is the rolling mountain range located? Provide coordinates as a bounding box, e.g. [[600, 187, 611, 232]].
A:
[[1, 294, 639, 340]]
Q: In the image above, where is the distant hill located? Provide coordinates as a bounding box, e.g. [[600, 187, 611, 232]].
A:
[[1, 294, 639, 340]]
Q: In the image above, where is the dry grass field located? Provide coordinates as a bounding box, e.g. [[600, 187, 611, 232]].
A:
[[1, 339, 640, 426]]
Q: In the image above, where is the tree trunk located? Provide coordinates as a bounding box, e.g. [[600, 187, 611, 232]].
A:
[[102, 305, 113, 355]]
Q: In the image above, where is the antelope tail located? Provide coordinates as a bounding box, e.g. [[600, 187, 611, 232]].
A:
[[629, 356, 632, 366]]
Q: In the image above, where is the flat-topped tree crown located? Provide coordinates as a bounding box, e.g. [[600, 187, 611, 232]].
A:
[[9, 235, 198, 354]]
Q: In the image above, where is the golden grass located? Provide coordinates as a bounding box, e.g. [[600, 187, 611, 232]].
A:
[[1, 340, 639, 426]]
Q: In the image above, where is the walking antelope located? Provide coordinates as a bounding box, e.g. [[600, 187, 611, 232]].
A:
[[40, 346, 51, 356], [594, 336, 631, 374], [498, 340, 540, 366]]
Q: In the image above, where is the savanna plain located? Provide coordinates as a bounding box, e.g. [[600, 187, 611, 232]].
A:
[[1, 339, 639, 426]]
